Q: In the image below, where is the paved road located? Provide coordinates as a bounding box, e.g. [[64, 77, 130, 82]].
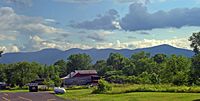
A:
[[0, 92, 66, 101]]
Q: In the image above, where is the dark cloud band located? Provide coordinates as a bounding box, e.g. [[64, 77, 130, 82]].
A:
[[71, 3, 200, 31]]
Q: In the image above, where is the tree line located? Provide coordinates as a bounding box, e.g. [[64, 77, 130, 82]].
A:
[[0, 32, 200, 87]]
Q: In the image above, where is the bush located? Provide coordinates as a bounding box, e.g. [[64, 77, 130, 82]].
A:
[[92, 79, 112, 94]]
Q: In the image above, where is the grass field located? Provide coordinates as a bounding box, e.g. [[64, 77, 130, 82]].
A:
[[57, 88, 200, 101], [0, 89, 28, 93], [57, 84, 200, 101]]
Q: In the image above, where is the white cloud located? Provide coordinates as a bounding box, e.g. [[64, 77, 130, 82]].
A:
[[94, 38, 191, 50], [87, 30, 114, 42], [0, 34, 17, 41], [0, 45, 20, 53], [112, 21, 122, 29], [24, 35, 92, 51], [0, 7, 67, 36]]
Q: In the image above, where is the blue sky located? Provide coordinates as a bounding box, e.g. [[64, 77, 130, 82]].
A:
[[0, 0, 200, 53]]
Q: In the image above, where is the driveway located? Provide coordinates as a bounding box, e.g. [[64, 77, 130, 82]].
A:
[[0, 92, 66, 101]]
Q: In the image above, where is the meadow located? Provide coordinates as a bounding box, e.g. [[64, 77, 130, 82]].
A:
[[57, 84, 200, 101]]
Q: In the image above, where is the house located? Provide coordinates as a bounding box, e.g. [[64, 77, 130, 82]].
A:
[[0, 82, 6, 90], [61, 70, 100, 86]]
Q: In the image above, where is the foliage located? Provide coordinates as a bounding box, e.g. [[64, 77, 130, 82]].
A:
[[53, 75, 62, 87], [153, 54, 167, 64], [54, 59, 68, 77], [67, 53, 92, 72], [0, 49, 198, 88], [107, 53, 128, 70], [92, 79, 112, 94], [43, 78, 54, 89], [189, 32, 200, 54]]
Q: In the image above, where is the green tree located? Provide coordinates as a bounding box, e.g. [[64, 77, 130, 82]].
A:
[[138, 72, 152, 84], [67, 53, 92, 72], [190, 54, 200, 85], [134, 58, 157, 75], [122, 60, 136, 76], [0, 64, 7, 82], [93, 60, 111, 76], [189, 32, 200, 54], [54, 59, 68, 77], [161, 55, 191, 85], [130, 51, 150, 63], [153, 54, 167, 64], [43, 78, 54, 89], [92, 79, 112, 94], [107, 53, 128, 70], [53, 75, 62, 87], [13, 62, 39, 87]]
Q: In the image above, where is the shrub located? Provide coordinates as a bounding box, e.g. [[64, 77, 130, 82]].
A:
[[92, 79, 112, 94]]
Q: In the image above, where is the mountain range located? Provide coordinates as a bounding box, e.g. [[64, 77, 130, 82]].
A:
[[0, 44, 194, 65]]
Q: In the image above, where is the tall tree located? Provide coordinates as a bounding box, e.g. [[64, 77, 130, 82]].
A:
[[189, 32, 200, 54], [0, 64, 7, 82], [190, 54, 200, 85], [67, 53, 92, 72], [93, 60, 111, 76], [107, 53, 128, 70], [130, 51, 150, 63], [153, 54, 167, 64], [161, 55, 191, 85], [54, 59, 68, 77], [13, 62, 39, 87]]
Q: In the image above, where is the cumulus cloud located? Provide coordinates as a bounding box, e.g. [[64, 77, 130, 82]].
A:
[[21, 35, 57, 51], [71, 2, 200, 31], [21, 35, 92, 52], [0, 7, 70, 52], [70, 9, 121, 30], [0, 7, 68, 36], [120, 3, 200, 31], [0, 45, 20, 53]]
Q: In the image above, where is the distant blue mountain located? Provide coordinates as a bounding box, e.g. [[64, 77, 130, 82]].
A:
[[0, 44, 195, 65]]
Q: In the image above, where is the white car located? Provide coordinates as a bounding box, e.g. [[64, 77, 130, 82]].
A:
[[54, 87, 66, 94]]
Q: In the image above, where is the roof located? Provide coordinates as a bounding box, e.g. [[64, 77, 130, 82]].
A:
[[75, 70, 97, 74], [61, 70, 97, 79]]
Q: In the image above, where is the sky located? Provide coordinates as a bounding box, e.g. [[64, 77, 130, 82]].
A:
[[0, 0, 200, 53]]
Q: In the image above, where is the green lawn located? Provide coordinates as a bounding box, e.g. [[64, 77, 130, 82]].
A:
[[57, 88, 200, 101], [0, 89, 28, 93]]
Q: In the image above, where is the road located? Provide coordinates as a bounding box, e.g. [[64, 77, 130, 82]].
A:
[[0, 92, 66, 101]]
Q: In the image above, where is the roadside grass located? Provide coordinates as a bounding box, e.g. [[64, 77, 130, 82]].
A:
[[109, 84, 200, 94], [0, 86, 29, 93], [56, 84, 200, 101], [0, 89, 28, 93], [57, 88, 200, 101]]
